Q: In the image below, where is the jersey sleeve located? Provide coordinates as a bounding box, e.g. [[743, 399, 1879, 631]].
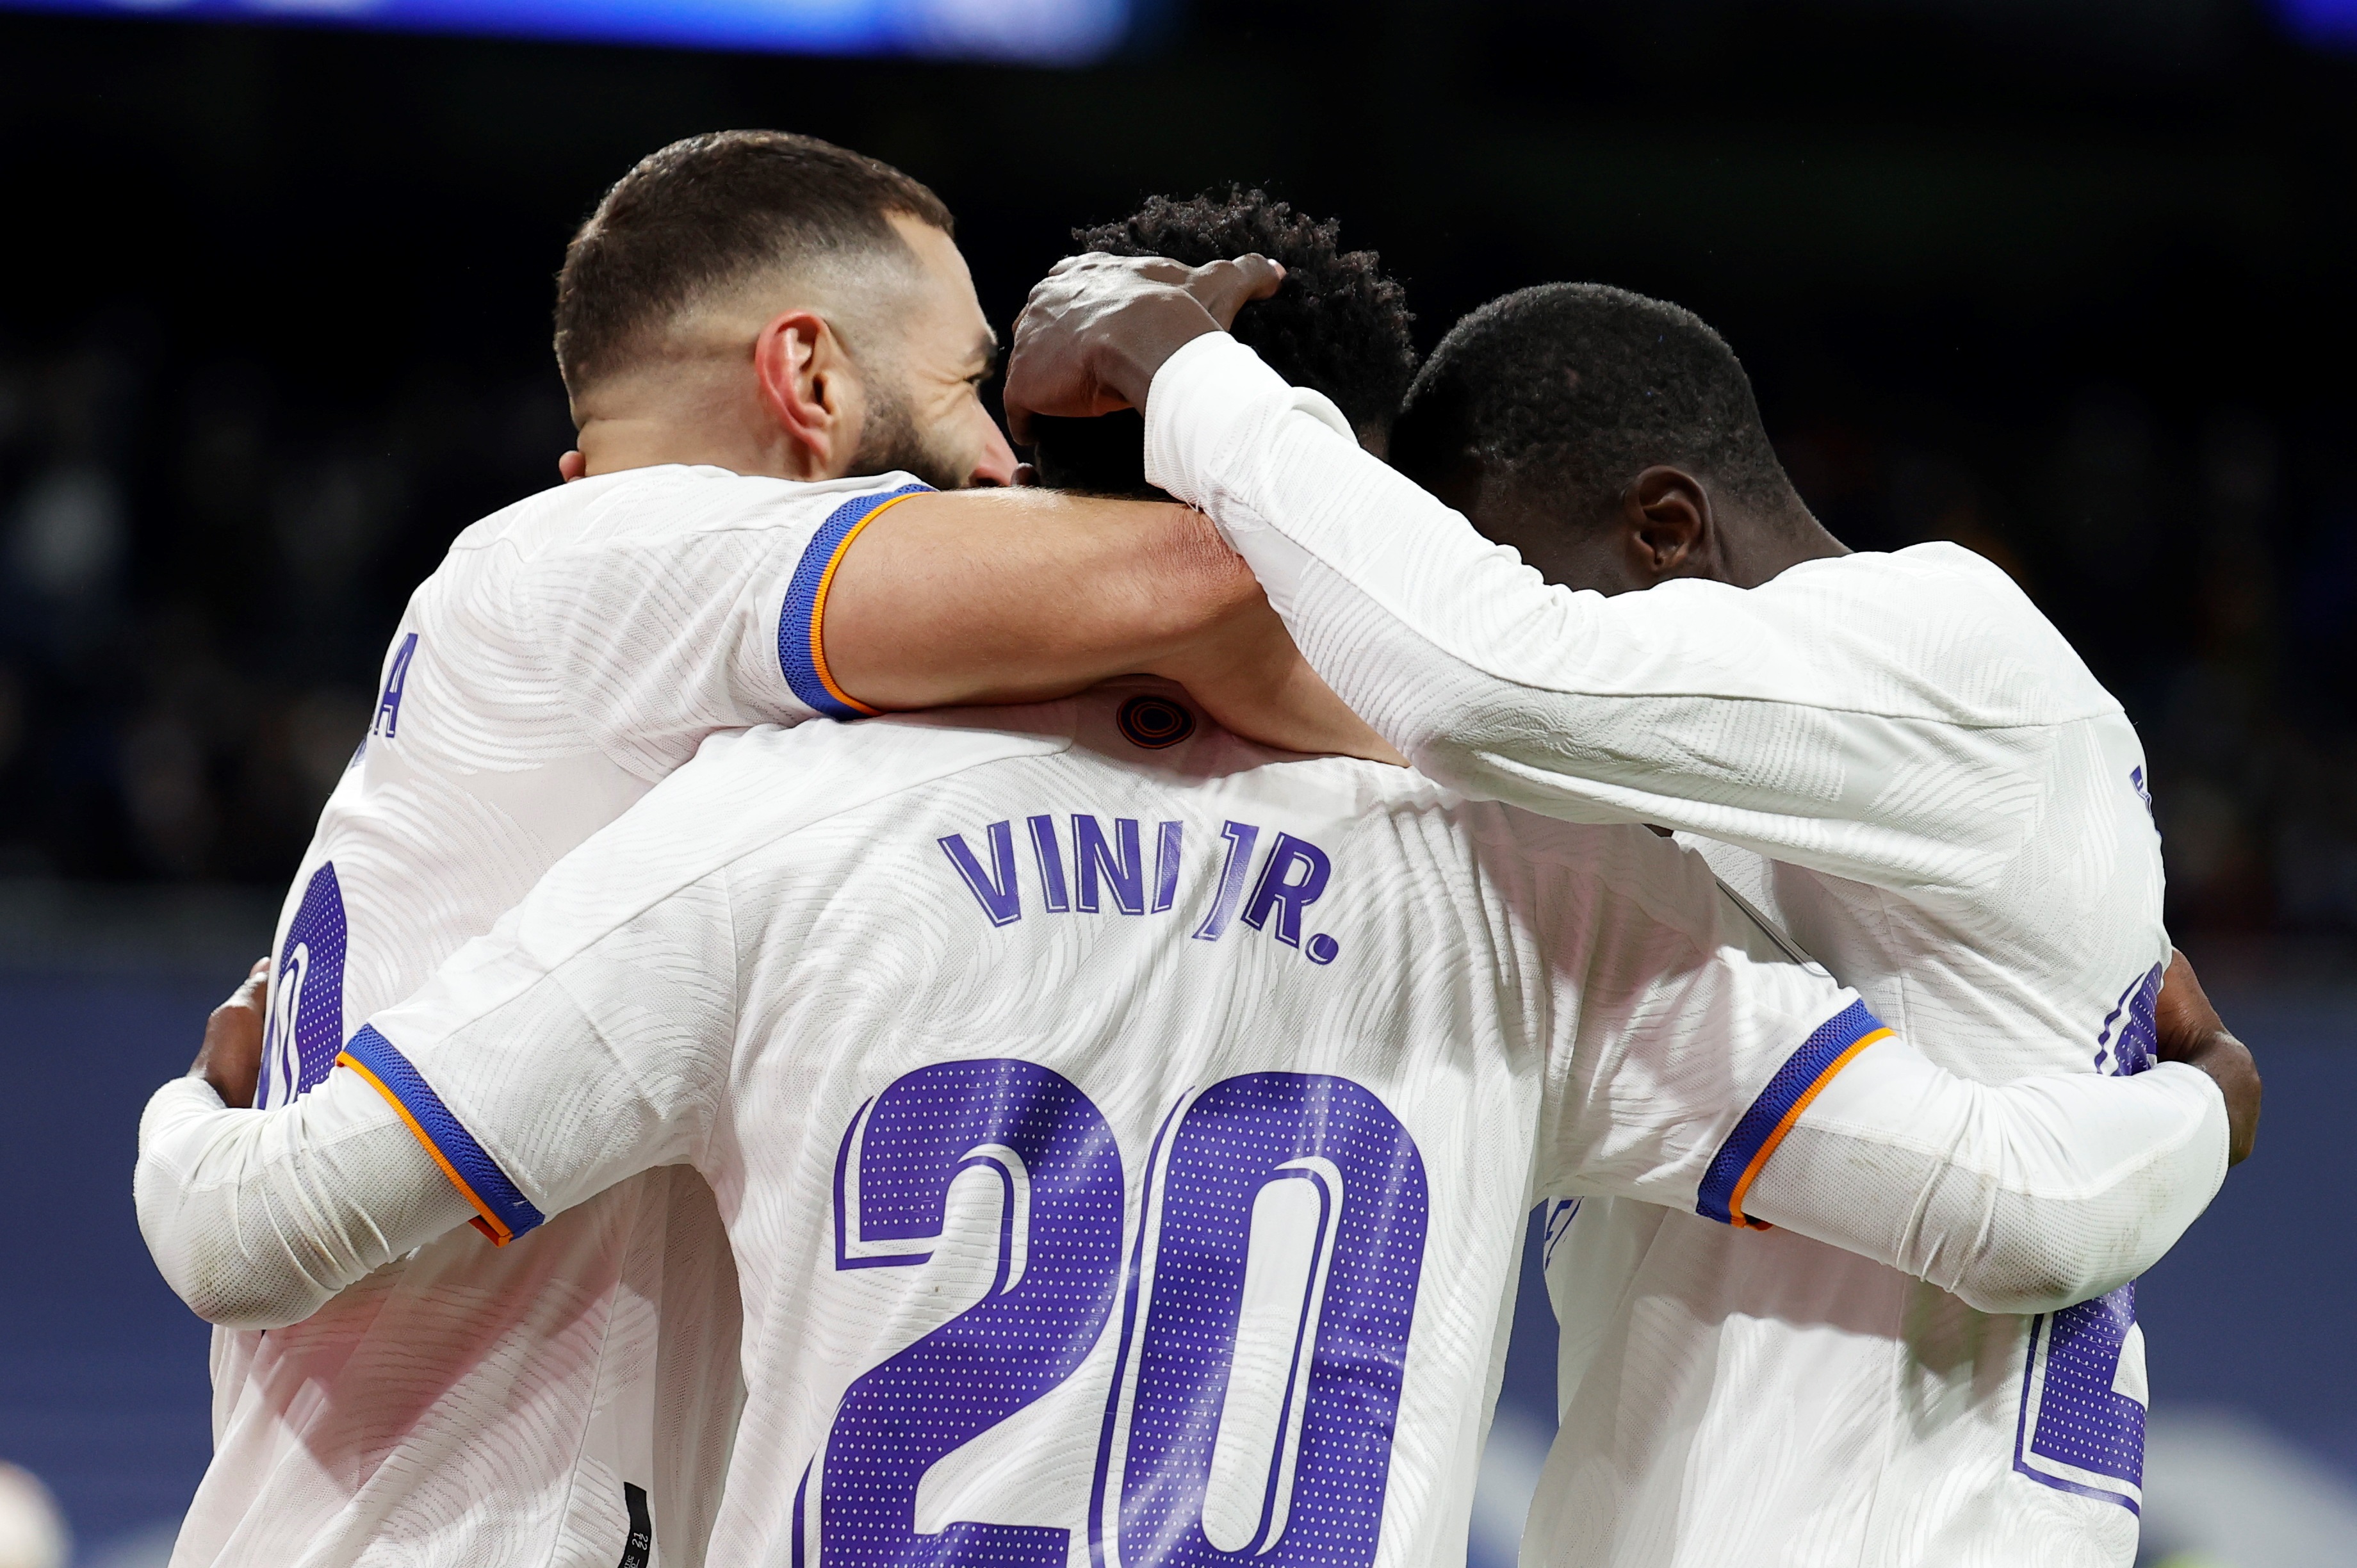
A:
[[1537, 899, 2228, 1313], [336, 862, 743, 1242], [136, 1069, 477, 1330], [132, 857, 742, 1324], [529, 476, 931, 781], [1141, 334, 2059, 897]]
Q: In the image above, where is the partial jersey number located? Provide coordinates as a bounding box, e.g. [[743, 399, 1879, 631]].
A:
[[2013, 962, 2164, 1512], [258, 862, 348, 1110], [798, 1060, 1430, 1568]]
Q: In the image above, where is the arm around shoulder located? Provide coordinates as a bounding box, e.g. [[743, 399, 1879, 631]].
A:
[[136, 1068, 474, 1329], [820, 489, 1259, 710], [1743, 1037, 2231, 1315]]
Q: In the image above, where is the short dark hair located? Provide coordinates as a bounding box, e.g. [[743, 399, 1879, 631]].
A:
[[555, 130, 954, 396], [1031, 187, 1417, 496], [1391, 283, 1795, 528]]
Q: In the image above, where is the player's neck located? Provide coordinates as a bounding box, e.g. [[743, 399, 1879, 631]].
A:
[[574, 378, 835, 483], [1718, 507, 1850, 589]]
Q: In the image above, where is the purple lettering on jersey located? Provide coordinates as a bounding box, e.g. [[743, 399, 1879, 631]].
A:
[[1191, 822, 1260, 943], [941, 815, 1338, 963], [940, 822, 1022, 927], [1076, 815, 1146, 915], [1104, 1072, 1428, 1568], [1241, 833, 1332, 950], [259, 862, 349, 1109], [2131, 765, 2154, 819], [2014, 1283, 2145, 1511], [822, 1059, 1125, 1568], [1154, 822, 1184, 914], [371, 632, 418, 739], [1031, 815, 1072, 913], [2094, 962, 2164, 1077]]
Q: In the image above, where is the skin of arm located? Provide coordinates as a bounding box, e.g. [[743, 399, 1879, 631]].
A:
[[820, 487, 1403, 764]]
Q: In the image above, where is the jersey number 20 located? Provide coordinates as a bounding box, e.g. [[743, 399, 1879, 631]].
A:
[[801, 1060, 1430, 1568]]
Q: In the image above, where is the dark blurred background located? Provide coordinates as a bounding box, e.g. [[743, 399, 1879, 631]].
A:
[[3, 0, 2356, 956], [0, 2, 2351, 1565]]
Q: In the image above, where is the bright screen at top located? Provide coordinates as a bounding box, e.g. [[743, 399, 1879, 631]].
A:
[[0, 0, 1132, 62]]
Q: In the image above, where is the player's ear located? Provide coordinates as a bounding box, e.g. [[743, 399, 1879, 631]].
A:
[[1622, 466, 1710, 582], [754, 310, 864, 477]]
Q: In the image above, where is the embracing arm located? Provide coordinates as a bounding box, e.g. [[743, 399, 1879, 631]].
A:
[[1743, 1037, 2231, 1314], [1734, 949, 2254, 1312], [137, 977, 469, 1328], [138, 859, 744, 1328], [138, 1067, 473, 1329], [1556, 926, 2256, 1318], [822, 488, 1400, 762], [1744, 945, 2258, 1316], [1002, 257, 2075, 890]]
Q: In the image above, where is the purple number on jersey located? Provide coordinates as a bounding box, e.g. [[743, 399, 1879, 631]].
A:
[[1104, 1073, 1428, 1568], [258, 862, 348, 1110], [2013, 956, 2162, 1511], [816, 1059, 1127, 1568], [2014, 1282, 2146, 1512]]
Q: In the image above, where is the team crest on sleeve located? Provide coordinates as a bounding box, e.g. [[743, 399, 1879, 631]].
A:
[[1116, 695, 1195, 750]]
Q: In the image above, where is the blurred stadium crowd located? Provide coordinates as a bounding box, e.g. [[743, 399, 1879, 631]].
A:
[[0, 322, 572, 888], [4, 0, 2356, 959], [2, 303, 2351, 941]]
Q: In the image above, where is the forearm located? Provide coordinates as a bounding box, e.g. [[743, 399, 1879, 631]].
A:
[[822, 489, 1260, 709], [824, 487, 1400, 760], [136, 1070, 473, 1329], [1743, 1039, 2230, 1314]]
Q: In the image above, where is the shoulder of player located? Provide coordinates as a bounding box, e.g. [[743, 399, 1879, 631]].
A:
[[637, 713, 1076, 857], [1723, 543, 2123, 727], [514, 467, 928, 557], [449, 723, 1000, 977]]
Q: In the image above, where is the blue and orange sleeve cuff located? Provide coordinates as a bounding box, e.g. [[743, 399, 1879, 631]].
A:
[[1696, 999, 1894, 1231], [777, 484, 932, 720], [338, 1025, 546, 1246]]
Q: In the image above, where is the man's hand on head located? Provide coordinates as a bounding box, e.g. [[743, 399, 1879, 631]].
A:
[[192, 959, 270, 1109], [2153, 947, 2260, 1166], [1004, 253, 1284, 443]]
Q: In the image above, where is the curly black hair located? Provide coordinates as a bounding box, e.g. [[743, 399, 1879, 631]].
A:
[[1391, 283, 1796, 534], [1029, 188, 1417, 498]]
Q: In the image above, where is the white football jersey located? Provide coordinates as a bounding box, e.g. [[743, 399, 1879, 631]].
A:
[[1140, 334, 2171, 1567], [181, 463, 929, 1568], [334, 683, 1916, 1568]]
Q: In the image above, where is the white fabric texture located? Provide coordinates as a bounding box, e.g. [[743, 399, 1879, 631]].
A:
[[1144, 333, 2177, 1567], [192, 687, 2223, 1568], [1743, 1041, 2224, 1314], [174, 464, 917, 1568], [138, 1074, 470, 1330]]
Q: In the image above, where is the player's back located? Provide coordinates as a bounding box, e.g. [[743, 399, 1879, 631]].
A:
[[185, 463, 920, 1568], [366, 680, 1867, 1568], [1536, 543, 2168, 1568]]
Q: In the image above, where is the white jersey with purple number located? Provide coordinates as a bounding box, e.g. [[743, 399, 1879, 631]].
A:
[[1139, 333, 2174, 1567], [329, 684, 1941, 1568], [180, 464, 927, 1568]]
